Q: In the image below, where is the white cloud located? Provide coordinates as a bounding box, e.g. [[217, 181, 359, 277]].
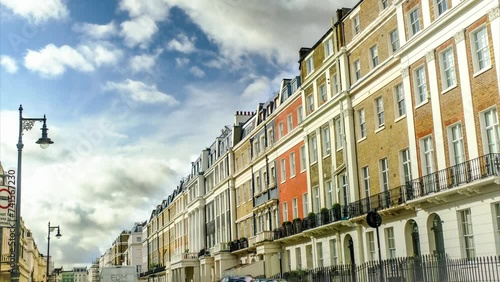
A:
[[0, 55, 18, 73], [240, 76, 272, 103], [118, 0, 169, 49], [120, 16, 158, 48], [167, 34, 196, 54], [103, 79, 178, 105], [175, 57, 190, 67], [24, 44, 94, 77], [24, 43, 122, 77], [72, 22, 118, 39], [129, 52, 160, 74], [164, 0, 358, 65], [190, 66, 205, 78], [0, 0, 68, 23], [118, 0, 169, 21]]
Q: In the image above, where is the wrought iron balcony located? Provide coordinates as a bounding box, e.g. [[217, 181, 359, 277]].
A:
[[274, 153, 500, 240]]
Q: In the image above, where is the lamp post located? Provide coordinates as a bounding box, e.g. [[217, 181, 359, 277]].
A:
[[12, 105, 54, 282], [46, 222, 62, 282]]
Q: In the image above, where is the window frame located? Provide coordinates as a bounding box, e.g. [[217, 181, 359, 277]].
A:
[[435, 0, 448, 18], [370, 45, 379, 68], [287, 114, 293, 132], [408, 7, 421, 36], [299, 145, 306, 172], [439, 47, 457, 90], [470, 25, 491, 74], [459, 208, 475, 259], [395, 83, 406, 118], [389, 29, 400, 53], [375, 97, 385, 128], [309, 135, 318, 164], [380, 158, 389, 192], [480, 107, 500, 154], [359, 108, 366, 139], [414, 65, 428, 105], [335, 117, 343, 150], [319, 83, 327, 103], [322, 126, 331, 156], [290, 152, 296, 178], [353, 14, 360, 35], [323, 37, 334, 58], [354, 59, 361, 81], [306, 55, 314, 76], [280, 158, 287, 183]]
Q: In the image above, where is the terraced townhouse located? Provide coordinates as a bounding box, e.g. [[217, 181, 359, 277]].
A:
[[99, 0, 500, 281]]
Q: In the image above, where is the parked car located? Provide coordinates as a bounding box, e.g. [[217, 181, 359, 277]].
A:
[[253, 279, 287, 282], [220, 276, 253, 282]]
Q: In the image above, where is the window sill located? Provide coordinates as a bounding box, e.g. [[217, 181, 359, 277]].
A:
[[375, 125, 386, 134], [415, 99, 429, 109], [441, 85, 457, 95], [323, 152, 331, 159], [395, 115, 406, 123], [357, 137, 367, 143], [473, 66, 492, 78]]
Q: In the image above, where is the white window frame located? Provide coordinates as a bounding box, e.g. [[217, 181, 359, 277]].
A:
[[380, 158, 389, 192], [471, 26, 491, 73], [495, 203, 500, 254], [319, 83, 327, 103], [326, 180, 333, 208], [278, 122, 284, 139], [299, 145, 306, 172], [400, 149, 412, 184], [362, 166, 370, 198], [370, 45, 379, 68], [340, 174, 349, 206], [354, 59, 361, 81], [287, 114, 293, 132], [481, 108, 500, 154], [267, 128, 274, 145], [316, 242, 324, 267], [435, 0, 448, 17], [386, 227, 396, 259], [359, 109, 366, 139], [330, 239, 338, 265], [302, 193, 309, 217], [460, 209, 475, 259], [421, 136, 435, 176], [375, 97, 385, 128], [440, 47, 456, 90], [297, 106, 304, 124], [283, 202, 289, 222], [367, 231, 376, 261], [290, 152, 296, 177], [309, 135, 318, 164], [390, 29, 399, 53], [381, 0, 389, 10], [292, 198, 298, 219], [409, 7, 421, 36], [335, 117, 343, 150], [414, 66, 427, 105], [353, 14, 360, 35], [395, 84, 405, 118], [332, 72, 339, 95], [280, 158, 287, 183], [322, 126, 331, 156], [296, 248, 302, 269], [324, 37, 333, 58], [448, 123, 465, 165], [313, 186, 320, 213], [307, 94, 314, 113], [306, 55, 314, 75]]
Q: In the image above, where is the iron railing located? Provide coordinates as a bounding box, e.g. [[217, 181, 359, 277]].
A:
[[270, 255, 500, 282], [274, 153, 500, 240]]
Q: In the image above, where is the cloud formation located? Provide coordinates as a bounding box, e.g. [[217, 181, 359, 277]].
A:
[[23, 43, 122, 77], [118, 0, 170, 48], [0, 0, 68, 23], [73, 22, 118, 39], [0, 55, 18, 73], [167, 34, 196, 54], [103, 79, 179, 105]]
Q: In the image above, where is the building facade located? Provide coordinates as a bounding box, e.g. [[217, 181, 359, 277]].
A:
[[98, 0, 500, 281]]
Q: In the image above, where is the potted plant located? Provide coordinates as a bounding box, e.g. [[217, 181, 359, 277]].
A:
[[320, 207, 330, 224], [332, 203, 341, 221], [307, 212, 316, 228], [292, 218, 302, 233], [283, 221, 293, 235]]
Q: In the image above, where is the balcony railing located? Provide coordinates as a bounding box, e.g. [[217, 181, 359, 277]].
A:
[[213, 242, 230, 253], [255, 230, 274, 243], [229, 238, 248, 252], [171, 252, 199, 262], [275, 153, 500, 240]]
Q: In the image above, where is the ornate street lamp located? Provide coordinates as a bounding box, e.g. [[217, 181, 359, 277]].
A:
[[46, 222, 62, 282], [12, 105, 54, 282]]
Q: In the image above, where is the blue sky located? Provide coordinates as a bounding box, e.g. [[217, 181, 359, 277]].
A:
[[0, 0, 357, 268]]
